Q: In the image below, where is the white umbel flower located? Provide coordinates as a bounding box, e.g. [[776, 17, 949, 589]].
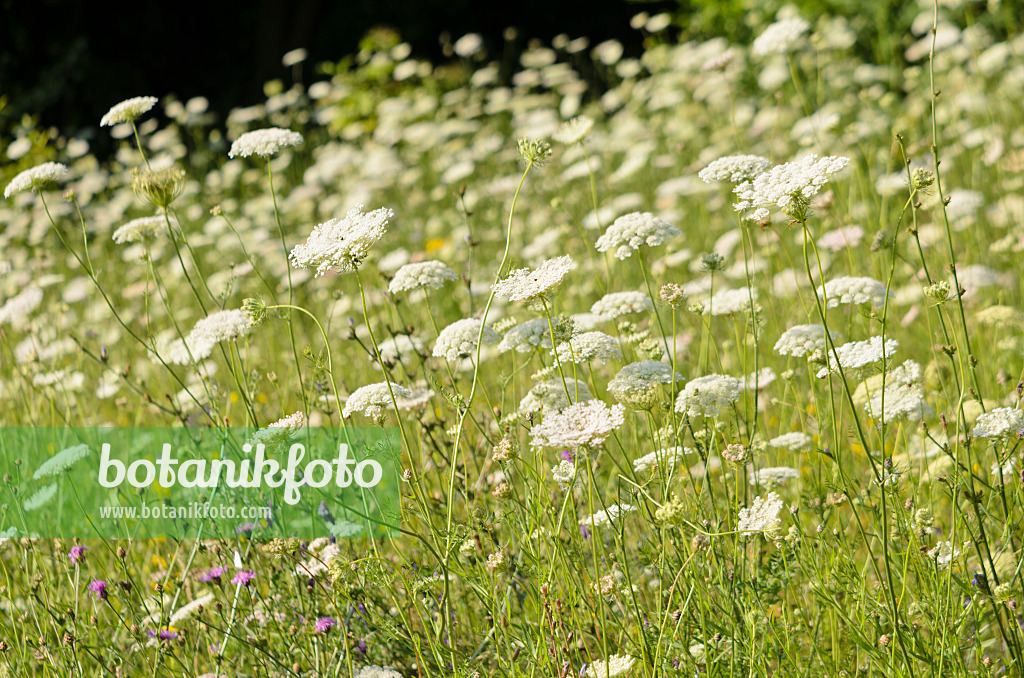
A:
[[752, 17, 811, 56], [190, 309, 252, 344], [388, 260, 458, 294], [519, 379, 591, 415], [343, 382, 415, 419], [228, 127, 303, 158], [819, 276, 888, 308], [737, 492, 784, 536], [580, 504, 636, 529], [768, 431, 812, 451], [705, 287, 758, 315], [498, 318, 553, 353], [100, 96, 158, 126], [432, 318, 500, 361], [529, 400, 625, 450], [774, 324, 834, 357], [249, 411, 306, 446], [815, 336, 898, 379], [591, 291, 654, 318], [552, 115, 595, 144], [928, 540, 969, 568], [733, 154, 849, 221], [553, 331, 622, 364], [595, 212, 681, 260], [112, 216, 168, 244], [585, 653, 637, 678], [698, 155, 771, 184], [493, 255, 574, 302], [972, 407, 1024, 439], [290, 205, 393, 276], [674, 374, 743, 418], [632, 446, 689, 473], [608, 361, 683, 408], [750, 467, 800, 486], [4, 162, 69, 198], [0, 287, 44, 325], [33, 444, 90, 479]]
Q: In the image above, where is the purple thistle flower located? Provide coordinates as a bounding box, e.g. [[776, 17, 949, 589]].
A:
[[87, 579, 108, 600], [198, 566, 229, 583], [231, 569, 256, 586], [314, 616, 337, 634], [356, 638, 368, 654], [560, 449, 574, 461], [68, 545, 89, 565], [148, 629, 179, 641]]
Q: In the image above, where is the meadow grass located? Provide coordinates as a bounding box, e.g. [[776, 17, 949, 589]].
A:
[[1, 2, 1024, 676]]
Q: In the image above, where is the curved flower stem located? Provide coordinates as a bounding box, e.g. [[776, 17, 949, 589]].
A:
[[263, 303, 341, 419], [437, 157, 536, 658], [267, 161, 310, 417]]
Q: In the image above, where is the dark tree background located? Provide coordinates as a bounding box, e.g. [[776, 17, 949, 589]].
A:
[[0, 0, 672, 136]]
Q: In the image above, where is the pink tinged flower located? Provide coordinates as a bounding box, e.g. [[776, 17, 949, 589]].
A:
[[68, 545, 89, 565], [231, 569, 256, 586], [87, 579, 108, 600], [314, 616, 337, 634], [148, 629, 179, 641], [199, 566, 229, 583]]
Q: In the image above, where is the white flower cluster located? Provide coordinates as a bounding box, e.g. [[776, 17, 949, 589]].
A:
[[492, 255, 574, 302], [632, 446, 689, 473], [4, 162, 69, 198], [580, 504, 636, 528], [768, 431, 812, 451], [819, 276, 888, 308], [733, 154, 849, 221], [519, 378, 591, 415], [928, 540, 970, 568], [774, 324, 834, 357], [749, 467, 800, 487], [608, 360, 683, 408], [552, 115, 594, 145], [705, 287, 758, 315], [100, 96, 158, 126], [584, 654, 638, 678], [388, 260, 459, 294], [972, 407, 1024, 439], [737, 492, 784, 536], [0, 287, 44, 326], [377, 335, 425, 362], [864, 360, 929, 424], [112, 216, 168, 244], [191, 309, 252, 345], [228, 127, 304, 158], [674, 374, 743, 418], [752, 17, 811, 56], [529, 400, 625, 450], [551, 459, 577, 488], [591, 291, 654, 318], [698, 155, 771, 184], [594, 212, 681, 260], [815, 336, 898, 378], [343, 382, 415, 419], [249, 411, 306, 446], [33, 444, 90, 479], [553, 331, 622, 364], [432, 318, 500, 361], [290, 205, 393, 276], [498, 318, 553, 353]]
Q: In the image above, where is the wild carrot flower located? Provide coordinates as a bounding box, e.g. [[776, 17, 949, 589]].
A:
[[584, 653, 638, 677], [733, 154, 849, 221], [228, 127, 303, 158], [432, 318, 500, 361], [492, 255, 574, 302], [343, 382, 415, 419], [594, 211, 680, 260], [529, 400, 625, 450], [4, 162, 69, 198], [737, 492, 784, 537], [34, 443, 90, 479], [100, 96, 158, 126], [289, 205, 393, 276], [388, 260, 459, 294]]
